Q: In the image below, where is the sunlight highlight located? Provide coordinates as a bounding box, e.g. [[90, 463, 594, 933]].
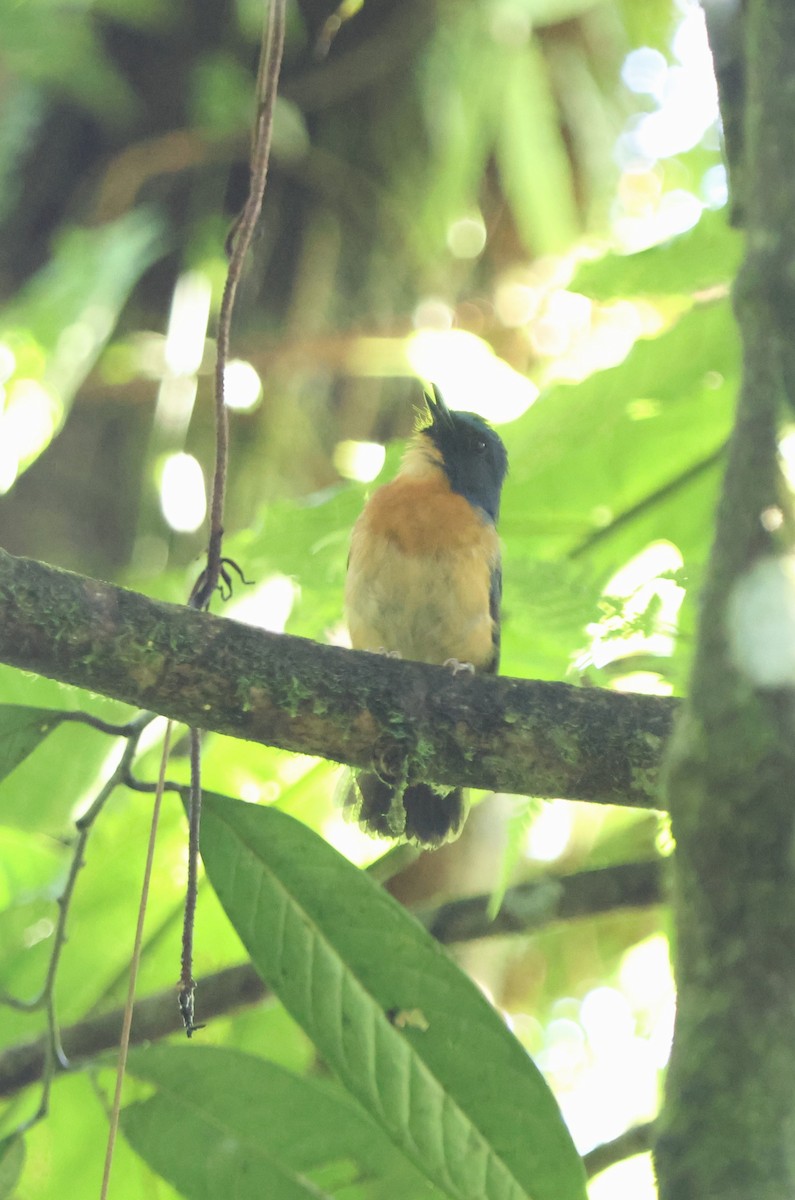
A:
[[525, 800, 573, 864], [333, 439, 386, 482], [224, 358, 262, 411], [229, 574, 298, 633], [156, 269, 212, 437], [406, 328, 538, 423], [613, 3, 720, 254], [159, 452, 207, 532], [535, 934, 673, 1185], [580, 540, 685, 677], [0, 378, 60, 494], [588, 1154, 657, 1199]]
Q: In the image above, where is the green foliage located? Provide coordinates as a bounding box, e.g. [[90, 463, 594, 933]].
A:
[[488, 797, 544, 919], [0, 706, 64, 784], [573, 209, 741, 299], [198, 794, 587, 1200], [496, 37, 580, 254], [0, 0, 733, 1196], [0, 4, 138, 120], [0, 210, 165, 482], [0, 1135, 24, 1199], [124, 1045, 447, 1199]]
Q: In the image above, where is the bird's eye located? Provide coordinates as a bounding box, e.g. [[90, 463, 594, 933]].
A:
[[473, 438, 487, 454]]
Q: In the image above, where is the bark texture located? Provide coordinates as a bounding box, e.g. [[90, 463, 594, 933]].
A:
[[0, 548, 676, 807], [656, 5, 795, 1197]]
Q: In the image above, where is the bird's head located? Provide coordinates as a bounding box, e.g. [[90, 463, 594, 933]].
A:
[[413, 384, 508, 522]]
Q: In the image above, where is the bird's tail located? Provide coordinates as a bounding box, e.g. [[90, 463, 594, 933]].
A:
[[343, 772, 467, 848]]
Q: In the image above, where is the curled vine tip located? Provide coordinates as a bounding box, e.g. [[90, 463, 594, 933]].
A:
[[190, 556, 252, 609], [177, 981, 202, 1037]]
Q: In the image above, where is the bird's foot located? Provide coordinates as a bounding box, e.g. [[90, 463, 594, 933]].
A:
[[443, 658, 475, 676]]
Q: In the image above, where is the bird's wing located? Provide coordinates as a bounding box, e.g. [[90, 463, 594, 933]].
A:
[[488, 557, 502, 674]]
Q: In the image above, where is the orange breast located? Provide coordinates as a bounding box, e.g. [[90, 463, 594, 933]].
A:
[[345, 474, 500, 669], [361, 475, 495, 553]]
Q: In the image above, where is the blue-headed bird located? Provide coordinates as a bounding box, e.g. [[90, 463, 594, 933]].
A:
[[344, 385, 508, 847]]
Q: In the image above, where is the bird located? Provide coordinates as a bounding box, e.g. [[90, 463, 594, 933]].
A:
[[344, 384, 508, 847]]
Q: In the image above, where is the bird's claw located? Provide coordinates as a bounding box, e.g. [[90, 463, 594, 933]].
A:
[[443, 658, 475, 676]]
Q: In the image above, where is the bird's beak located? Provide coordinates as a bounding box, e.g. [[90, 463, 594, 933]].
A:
[[424, 383, 455, 431]]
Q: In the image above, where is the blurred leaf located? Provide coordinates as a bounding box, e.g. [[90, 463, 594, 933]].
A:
[[496, 301, 735, 681], [189, 52, 255, 137], [488, 798, 544, 919], [413, 7, 500, 255], [504, 300, 737, 561], [0, 208, 166, 481], [200, 794, 588, 1200], [499, 557, 600, 680], [573, 210, 741, 300], [124, 1045, 445, 1200], [16, 1072, 182, 1200], [0, 826, 64, 913], [519, 0, 603, 23], [0, 671, 132, 834], [225, 485, 360, 642], [616, 0, 677, 48], [0, 706, 64, 785], [3, 208, 166, 395], [83, 0, 175, 29], [0, 83, 46, 229], [208, 1002, 316, 1077], [0, 6, 137, 120], [496, 38, 580, 254], [0, 1135, 25, 1199]]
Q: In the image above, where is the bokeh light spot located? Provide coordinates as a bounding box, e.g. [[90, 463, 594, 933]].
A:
[[447, 216, 487, 259], [333, 439, 386, 483], [224, 358, 262, 411], [159, 452, 207, 532]]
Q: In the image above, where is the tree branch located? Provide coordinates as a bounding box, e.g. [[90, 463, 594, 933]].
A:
[[0, 550, 677, 806], [0, 549, 677, 811], [0, 861, 662, 1099], [584, 1122, 654, 1179]]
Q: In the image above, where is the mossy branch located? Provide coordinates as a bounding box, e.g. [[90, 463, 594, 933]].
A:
[[0, 549, 675, 807]]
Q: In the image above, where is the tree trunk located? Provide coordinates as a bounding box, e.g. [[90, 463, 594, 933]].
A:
[[656, 4, 795, 1196]]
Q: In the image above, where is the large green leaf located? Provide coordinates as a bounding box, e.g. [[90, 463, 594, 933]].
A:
[[0, 706, 65, 784], [199, 794, 587, 1200], [123, 1045, 445, 1200]]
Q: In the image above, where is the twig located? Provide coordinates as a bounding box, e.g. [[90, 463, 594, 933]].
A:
[[178, 0, 287, 1037], [99, 719, 173, 1200], [58, 711, 144, 737], [583, 1121, 654, 1178], [190, 0, 287, 612], [122, 769, 181, 795], [178, 730, 203, 1035], [0, 711, 154, 1131]]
